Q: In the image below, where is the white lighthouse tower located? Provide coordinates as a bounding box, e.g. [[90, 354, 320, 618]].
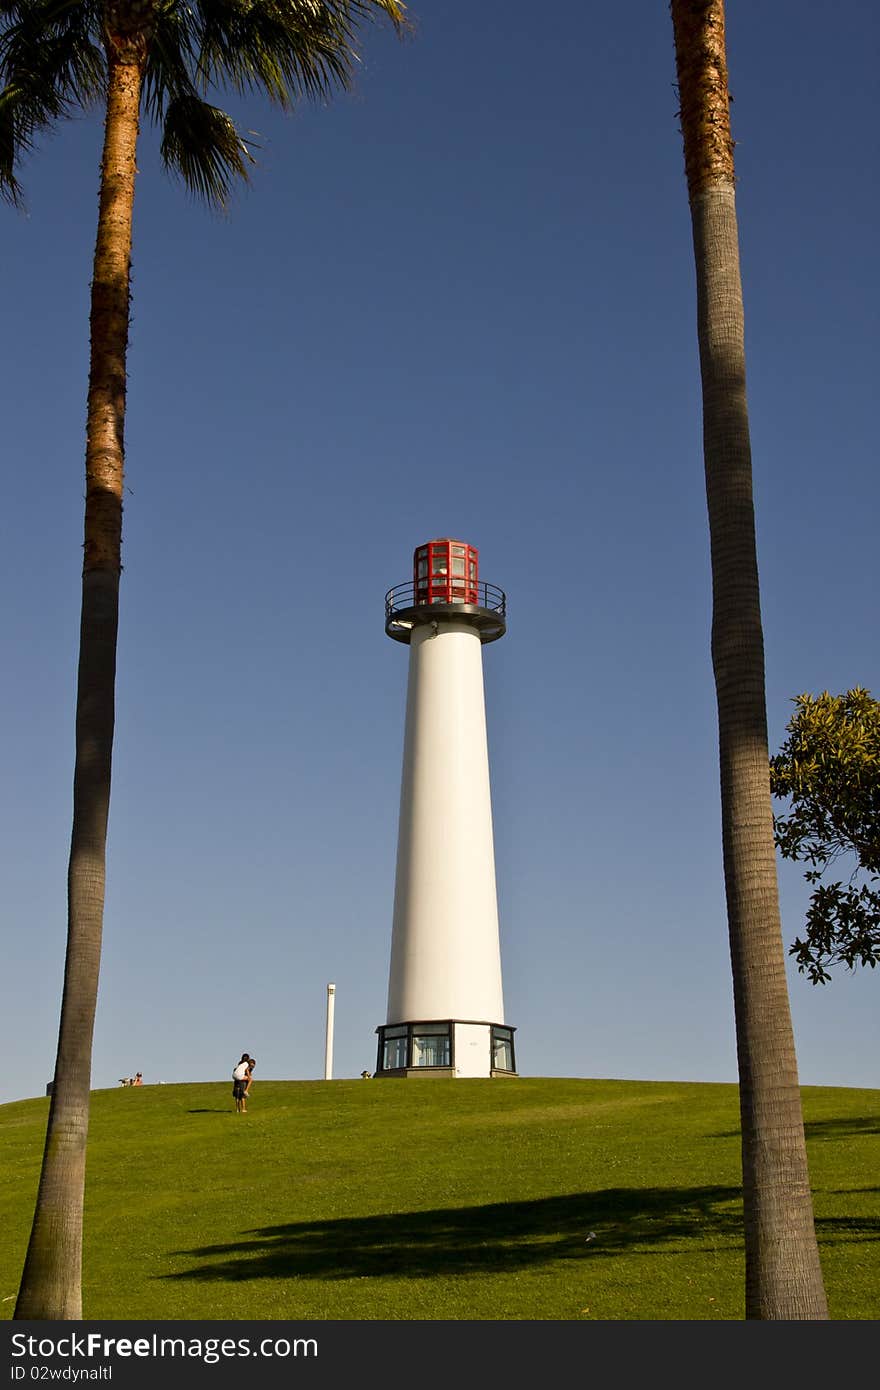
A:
[[376, 538, 516, 1078]]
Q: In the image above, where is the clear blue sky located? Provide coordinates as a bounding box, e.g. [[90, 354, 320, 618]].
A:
[[2, 1, 877, 1106]]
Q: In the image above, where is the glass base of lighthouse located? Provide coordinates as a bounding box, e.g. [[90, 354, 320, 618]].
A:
[[375, 1021, 516, 1078]]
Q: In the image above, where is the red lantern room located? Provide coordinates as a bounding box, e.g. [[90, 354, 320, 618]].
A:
[[413, 538, 479, 607], [385, 537, 506, 644]]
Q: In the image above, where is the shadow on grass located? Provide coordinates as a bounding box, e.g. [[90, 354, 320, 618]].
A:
[[187, 1109, 232, 1114], [165, 1186, 745, 1283], [803, 1116, 880, 1140], [815, 1216, 880, 1243], [712, 1115, 880, 1141]]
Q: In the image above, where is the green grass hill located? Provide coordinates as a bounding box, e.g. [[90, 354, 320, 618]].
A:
[[2, 1077, 877, 1320]]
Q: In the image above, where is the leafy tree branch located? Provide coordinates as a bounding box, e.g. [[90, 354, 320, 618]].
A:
[[771, 687, 880, 983]]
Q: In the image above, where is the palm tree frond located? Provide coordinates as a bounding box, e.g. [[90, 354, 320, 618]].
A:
[[334, 1, 407, 36], [0, 53, 68, 204], [1, 2, 105, 201], [160, 91, 255, 206], [142, 0, 200, 126], [1, 2, 104, 104], [3, 1, 406, 201], [195, 0, 406, 108], [0, 86, 26, 202]]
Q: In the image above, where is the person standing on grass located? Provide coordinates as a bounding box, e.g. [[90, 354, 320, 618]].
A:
[[232, 1053, 251, 1114], [244, 1057, 255, 1108]]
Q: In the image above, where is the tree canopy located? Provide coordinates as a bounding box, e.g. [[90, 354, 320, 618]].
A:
[[771, 687, 880, 983], [1, 0, 406, 208]]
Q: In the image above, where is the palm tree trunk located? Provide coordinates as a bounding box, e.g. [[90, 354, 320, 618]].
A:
[[15, 45, 142, 1322], [670, 0, 828, 1318]]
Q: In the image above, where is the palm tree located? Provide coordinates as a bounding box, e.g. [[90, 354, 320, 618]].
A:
[[2, 0, 405, 1321], [669, 0, 827, 1318]]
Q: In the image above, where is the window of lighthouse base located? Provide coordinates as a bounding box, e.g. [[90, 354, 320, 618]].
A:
[[491, 1027, 515, 1073], [381, 1027, 408, 1071], [377, 1021, 452, 1072], [411, 1024, 451, 1068]]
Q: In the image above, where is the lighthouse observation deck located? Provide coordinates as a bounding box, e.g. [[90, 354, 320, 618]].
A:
[[385, 581, 507, 643]]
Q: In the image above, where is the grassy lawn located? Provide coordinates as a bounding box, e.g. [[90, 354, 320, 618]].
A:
[[1, 1077, 877, 1320]]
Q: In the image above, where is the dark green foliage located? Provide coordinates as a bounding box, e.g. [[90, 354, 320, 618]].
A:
[[0, 1, 104, 203], [771, 688, 880, 983], [1, 0, 405, 206]]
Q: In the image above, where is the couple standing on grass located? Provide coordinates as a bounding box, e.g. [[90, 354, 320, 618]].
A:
[[232, 1053, 256, 1113]]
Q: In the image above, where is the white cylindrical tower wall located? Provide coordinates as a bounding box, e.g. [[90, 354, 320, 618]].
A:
[[386, 620, 505, 1025]]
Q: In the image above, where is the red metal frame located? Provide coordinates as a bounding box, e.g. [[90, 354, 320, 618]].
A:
[[413, 539, 479, 606]]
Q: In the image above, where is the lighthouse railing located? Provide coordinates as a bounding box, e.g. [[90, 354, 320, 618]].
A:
[[385, 581, 507, 622]]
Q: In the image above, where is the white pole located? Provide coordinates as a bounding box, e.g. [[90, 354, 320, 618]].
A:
[[324, 983, 336, 1080]]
